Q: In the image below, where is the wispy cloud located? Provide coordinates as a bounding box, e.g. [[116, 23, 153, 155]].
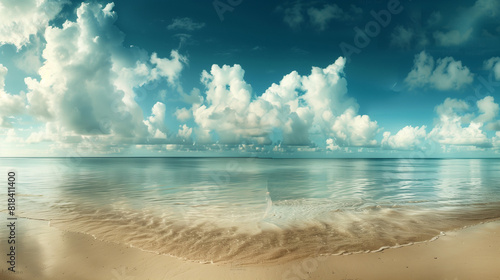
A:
[[167, 17, 206, 31], [278, 1, 362, 30]]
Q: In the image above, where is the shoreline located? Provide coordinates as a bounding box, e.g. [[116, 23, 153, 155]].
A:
[[1, 218, 500, 279]]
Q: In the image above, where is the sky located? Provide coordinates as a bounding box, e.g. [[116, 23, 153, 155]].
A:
[[0, 0, 500, 157]]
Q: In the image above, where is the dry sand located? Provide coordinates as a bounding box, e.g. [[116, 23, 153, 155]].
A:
[[1, 218, 499, 280]]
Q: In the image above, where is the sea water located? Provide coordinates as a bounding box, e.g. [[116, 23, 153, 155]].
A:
[[1, 158, 500, 264]]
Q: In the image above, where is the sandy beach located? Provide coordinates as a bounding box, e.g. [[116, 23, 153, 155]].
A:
[[1, 218, 499, 280]]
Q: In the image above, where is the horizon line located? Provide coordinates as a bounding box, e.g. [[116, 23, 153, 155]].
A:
[[2, 156, 500, 159]]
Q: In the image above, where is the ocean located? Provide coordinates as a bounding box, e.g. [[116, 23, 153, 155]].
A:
[[2, 157, 500, 264]]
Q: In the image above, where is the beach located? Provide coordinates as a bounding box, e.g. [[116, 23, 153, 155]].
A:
[[1, 218, 499, 280]]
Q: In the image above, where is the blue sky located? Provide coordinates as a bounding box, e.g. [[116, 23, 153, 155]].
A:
[[1, 0, 500, 157]]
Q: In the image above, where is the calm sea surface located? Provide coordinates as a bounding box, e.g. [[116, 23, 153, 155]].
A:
[[2, 158, 500, 263]]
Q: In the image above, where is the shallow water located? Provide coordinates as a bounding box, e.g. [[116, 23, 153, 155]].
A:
[[2, 158, 500, 264]]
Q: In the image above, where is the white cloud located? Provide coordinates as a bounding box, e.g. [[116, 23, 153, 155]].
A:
[[475, 96, 499, 124], [26, 2, 142, 138], [382, 126, 427, 150], [23, 3, 186, 146], [167, 17, 205, 31], [326, 138, 340, 151], [144, 102, 168, 139], [429, 118, 489, 147], [0, 0, 66, 49], [405, 51, 474, 91], [429, 98, 490, 147], [113, 50, 186, 94], [435, 98, 469, 117], [189, 57, 378, 147], [331, 108, 378, 147], [405, 51, 434, 88], [174, 107, 192, 122], [484, 57, 500, 81], [192, 64, 261, 144], [151, 51, 188, 86], [0, 65, 26, 127], [177, 124, 192, 140], [430, 57, 474, 90]]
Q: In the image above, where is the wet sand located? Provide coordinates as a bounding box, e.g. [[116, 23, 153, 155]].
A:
[[1, 218, 500, 280]]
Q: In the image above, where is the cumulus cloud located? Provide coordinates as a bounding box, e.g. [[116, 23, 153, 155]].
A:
[[429, 118, 489, 147], [192, 64, 261, 144], [0, 65, 26, 127], [174, 107, 192, 122], [382, 126, 427, 150], [23, 3, 186, 146], [429, 98, 491, 147], [331, 108, 378, 147], [405, 51, 474, 91], [475, 96, 499, 124], [167, 17, 205, 31], [475, 96, 500, 131], [144, 102, 168, 139], [430, 56, 474, 89], [325, 138, 340, 151], [484, 57, 500, 81], [177, 124, 192, 140], [0, 0, 66, 49], [150, 51, 187, 86], [435, 98, 470, 118], [405, 51, 434, 88], [187, 57, 378, 148]]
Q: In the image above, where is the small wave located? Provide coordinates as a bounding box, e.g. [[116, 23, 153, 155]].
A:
[[37, 201, 500, 265]]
